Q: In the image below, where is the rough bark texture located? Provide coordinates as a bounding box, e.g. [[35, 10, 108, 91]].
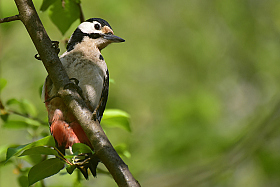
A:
[[11, 0, 140, 186]]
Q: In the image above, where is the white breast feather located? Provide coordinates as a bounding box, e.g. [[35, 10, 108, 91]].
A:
[[59, 38, 107, 110]]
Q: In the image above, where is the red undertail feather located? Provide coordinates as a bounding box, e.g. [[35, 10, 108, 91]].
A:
[[49, 109, 92, 149]]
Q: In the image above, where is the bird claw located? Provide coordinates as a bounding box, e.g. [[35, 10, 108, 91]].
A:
[[44, 95, 60, 103], [69, 78, 80, 86], [35, 53, 41, 60], [52, 41, 60, 55], [92, 111, 97, 121], [64, 78, 85, 100], [35, 41, 60, 61], [73, 153, 100, 179]]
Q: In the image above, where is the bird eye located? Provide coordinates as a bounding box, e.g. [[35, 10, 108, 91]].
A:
[[94, 23, 101, 30]]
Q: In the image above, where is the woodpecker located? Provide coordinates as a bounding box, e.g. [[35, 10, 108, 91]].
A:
[[43, 18, 125, 178]]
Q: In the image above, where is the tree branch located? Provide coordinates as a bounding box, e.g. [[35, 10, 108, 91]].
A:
[[0, 15, 20, 23], [78, 3, 85, 23], [12, 0, 140, 186]]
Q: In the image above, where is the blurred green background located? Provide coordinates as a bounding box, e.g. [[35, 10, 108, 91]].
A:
[[1, 0, 280, 186]]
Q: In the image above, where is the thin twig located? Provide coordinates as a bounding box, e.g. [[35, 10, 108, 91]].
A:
[[78, 3, 85, 23], [0, 15, 20, 23], [53, 147, 73, 165], [1, 98, 48, 126], [7, 109, 49, 126]]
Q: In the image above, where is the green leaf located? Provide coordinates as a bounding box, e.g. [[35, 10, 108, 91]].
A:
[[6, 144, 27, 162], [20, 146, 58, 157], [101, 109, 131, 132], [114, 143, 131, 158], [28, 158, 64, 186], [0, 114, 9, 122], [20, 99, 37, 117], [6, 136, 56, 162], [0, 159, 12, 166], [6, 98, 20, 105], [64, 155, 76, 159], [6, 98, 37, 117], [0, 78, 7, 93], [72, 143, 93, 154], [17, 175, 29, 187], [2, 119, 40, 129], [49, 0, 80, 35], [3, 120, 29, 129], [66, 164, 76, 175], [40, 0, 58, 11], [0, 145, 9, 157], [23, 154, 46, 166], [25, 118, 41, 127]]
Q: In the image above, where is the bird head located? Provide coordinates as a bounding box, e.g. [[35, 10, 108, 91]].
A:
[[67, 18, 125, 51]]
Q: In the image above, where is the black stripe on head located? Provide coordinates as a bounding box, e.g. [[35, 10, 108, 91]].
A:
[[67, 28, 84, 52], [86, 18, 112, 29], [67, 18, 112, 52], [66, 28, 103, 52], [88, 33, 102, 39]]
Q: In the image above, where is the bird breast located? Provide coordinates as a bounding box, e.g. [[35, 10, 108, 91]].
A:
[[60, 48, 107, 111]]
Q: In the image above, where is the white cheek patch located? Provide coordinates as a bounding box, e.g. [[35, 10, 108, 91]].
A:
[[78, 21, 102, 34]]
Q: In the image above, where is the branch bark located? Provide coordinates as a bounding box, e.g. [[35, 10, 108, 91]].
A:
[[0, 15, 20, 23], [10, 0, 140, 186]]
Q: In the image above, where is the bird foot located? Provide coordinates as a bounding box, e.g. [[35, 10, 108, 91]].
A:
[[73, 153, 100, 179], [92, 111, 97, 121], [44, 95, 60, 103], [64, 78, 85, 100], [35, 41, 60, 60]]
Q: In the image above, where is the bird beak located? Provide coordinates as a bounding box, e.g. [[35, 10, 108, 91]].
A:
[[103, 34, 125, 43]]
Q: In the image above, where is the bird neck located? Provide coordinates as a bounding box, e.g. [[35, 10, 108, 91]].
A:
[[71, 37, 102, 61]]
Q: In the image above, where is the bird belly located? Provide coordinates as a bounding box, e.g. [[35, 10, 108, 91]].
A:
[[46, 53, 106, 150], [63, 58, 106, 111], [45, 65, 103, 150], [62, 56, 107, 109]]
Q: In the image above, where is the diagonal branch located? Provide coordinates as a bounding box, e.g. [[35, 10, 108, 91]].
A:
[[78, 3, 85, 23], [12, 0, 140, 186], [0, 15, 20, 23]]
